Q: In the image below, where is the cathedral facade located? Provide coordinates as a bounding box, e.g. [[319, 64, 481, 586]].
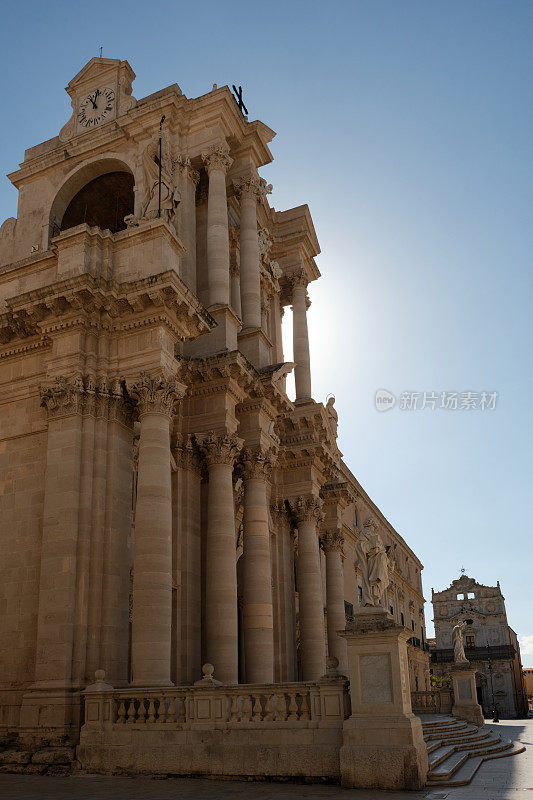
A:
[[0, 58, 429, 749]]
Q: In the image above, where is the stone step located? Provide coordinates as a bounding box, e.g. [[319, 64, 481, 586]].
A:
[[430, 730, 491, 747], [427, 732, 500, 768], [422, 718, 462, 730], [428, 744, 457, 769], [428, 750, 470, 780], [428, 743, 525, 787], [424, 724, 471, 740]]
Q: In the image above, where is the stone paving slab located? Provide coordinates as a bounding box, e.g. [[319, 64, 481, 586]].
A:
[[0, 719, 530, 800]]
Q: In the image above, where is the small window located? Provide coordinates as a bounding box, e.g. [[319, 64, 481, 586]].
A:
[[466, 634, 475, 649], [357, 586, 363, 606], [389, 605, 394, 615], [344, 601, 354, 620], [467, 592, 475, 599], [411, 620, 415, 631], [457, 593, 465, 600], [401, 612, 405, 627]]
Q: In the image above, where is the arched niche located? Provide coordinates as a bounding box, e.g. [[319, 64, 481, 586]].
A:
[[49, 157, 135, 240]]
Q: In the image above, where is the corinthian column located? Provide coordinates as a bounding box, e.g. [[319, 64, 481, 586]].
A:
[[241, 447, 275, 683], [199, 432, 242, 683], [129, 373, 184, 686], [290, 495, 326, 680], [290, 270, 312, 402], [201, 144, 233, 307], [234, 175, 271, 330], [175, 156, 200, 292], [321, 530, 348, 675]]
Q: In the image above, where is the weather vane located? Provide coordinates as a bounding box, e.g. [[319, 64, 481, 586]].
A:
[[232, 85, 248, 116], [460, 566, 466, 575]]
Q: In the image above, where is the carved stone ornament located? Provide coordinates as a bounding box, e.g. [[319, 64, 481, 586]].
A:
[[173, 155, 200, 186], [320, 530, 345, 556], [197, 431, 243, 467], [241, 445, 277, 481], [173, 433, 201, 472], [289, 494, 324, 524], [234, 176, 272, 204], [289, 268, 309, 291], [128, 373, 185, 418], [452, 620, 469, 664], [258, 227, 273, 262], [138, 133, 180, 225], [40, 374, 132, 424], [201, 143, 233, 174]]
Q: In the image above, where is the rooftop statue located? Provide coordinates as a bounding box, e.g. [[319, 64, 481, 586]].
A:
[[355, 518, 390, 608]]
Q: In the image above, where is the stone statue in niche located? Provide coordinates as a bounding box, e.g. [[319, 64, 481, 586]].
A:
[[139, 133, 180, 224], [452, 620, 469, 664], [355, 517, 390, 608]]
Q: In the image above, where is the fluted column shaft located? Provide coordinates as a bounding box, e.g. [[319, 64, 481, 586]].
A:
[[235, 176, 270, 330], [242, 449, 275, 683], [322, 531, 348, 674], [291, 496, 326, 680], [201, 433, 241, 683], [291, 273, 312, 401], [202, 145, 233, 307], [130, 374, 183, 686]]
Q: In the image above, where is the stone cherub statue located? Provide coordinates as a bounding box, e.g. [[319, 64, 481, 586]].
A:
[[452, 620, 469, 664], [354, 517, 390, 608]]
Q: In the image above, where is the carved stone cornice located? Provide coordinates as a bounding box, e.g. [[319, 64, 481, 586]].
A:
[[289, 494, 324, 525], [173, 433, 202, 473], [320, 480, 356, 508], [198, 431, 243, 467], [320, 530, 345, 557], [201, 143, 233, 174], [233, 175, 272, 204], [128, 373, 185, 419], [1, 270, 214, 346], [173, 155, 200, 186], [241, 445, 277, 481]]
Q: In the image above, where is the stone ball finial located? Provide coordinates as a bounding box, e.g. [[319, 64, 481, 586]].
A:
[[202, 663, 214, 678], [95, 669, 106, 683]]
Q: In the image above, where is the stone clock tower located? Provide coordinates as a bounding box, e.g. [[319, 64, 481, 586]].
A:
[[0, 57, 429, 782]]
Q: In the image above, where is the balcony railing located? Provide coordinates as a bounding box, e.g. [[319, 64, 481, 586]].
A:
[[431, 644, 516, 663]]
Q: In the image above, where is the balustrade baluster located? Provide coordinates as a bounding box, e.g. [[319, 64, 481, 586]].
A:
[[177, 695, 186, 723], [300, 691, 310, 720], [276, 693, 287, 721], [126, 698, 136, 724], [135, 698, 147, 723], [157, 695, 168, 723], [116, 698, 127, 724], [241, 694, 252, 722], [230, 693, 240, 722], [147, 698, 156, 723], [287, 691, 298, 720], [264, 694, 275, 721], [252, 693, 262, 722]]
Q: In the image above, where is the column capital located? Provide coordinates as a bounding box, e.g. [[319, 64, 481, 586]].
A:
[[129, 372, 185, 419], [320, 530, 345, 557], [201, 143, 233, 174], [289, 494, 324, 524], [198, 431, 243, 467], [173, 433, 202, 473], [40, 374, 85, 418], [173, 155, 200, 186], [241, 445, 277, 481], [233, 175, 272, 204], [289, 268, 309, 291]]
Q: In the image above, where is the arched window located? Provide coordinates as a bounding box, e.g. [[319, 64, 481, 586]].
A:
[[60, 171, 134, 234]]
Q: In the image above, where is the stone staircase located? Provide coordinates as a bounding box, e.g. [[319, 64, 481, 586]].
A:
[[423, 716, 525, 786]]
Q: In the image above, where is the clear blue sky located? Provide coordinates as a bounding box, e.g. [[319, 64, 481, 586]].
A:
[[1, 1, 531, 664]]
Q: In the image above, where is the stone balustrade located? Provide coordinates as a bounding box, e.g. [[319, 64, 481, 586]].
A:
[[87, 679, 349, 729], [411, 688, 453, 715]]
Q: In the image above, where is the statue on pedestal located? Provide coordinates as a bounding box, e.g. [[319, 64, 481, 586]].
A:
[[452, 620, 469, 664], [355, 518, 389, 608]]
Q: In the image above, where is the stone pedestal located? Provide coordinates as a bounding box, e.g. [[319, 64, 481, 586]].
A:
[[339, 608, 428, 790], [451, 662, 484, 726]]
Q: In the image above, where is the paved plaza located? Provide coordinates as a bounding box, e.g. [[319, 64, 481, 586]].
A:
[[0, 720, 530, 800]]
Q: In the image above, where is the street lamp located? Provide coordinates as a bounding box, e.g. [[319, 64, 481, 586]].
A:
[[487, 660, 500, 723]]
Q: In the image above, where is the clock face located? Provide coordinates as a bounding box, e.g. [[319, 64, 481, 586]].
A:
[[77, 87, 115, 129]]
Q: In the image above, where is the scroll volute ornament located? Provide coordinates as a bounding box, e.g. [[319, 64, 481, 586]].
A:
[[201, 143, 233, 174], [320, 530, 345, 557], [40, 374, 84, 417], [128, 372, 185, 418], [241, 445, 277, 481], [233, 175, 272, 204]]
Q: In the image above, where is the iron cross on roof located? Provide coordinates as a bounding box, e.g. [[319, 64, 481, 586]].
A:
[[232, 85, 248, 116]]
